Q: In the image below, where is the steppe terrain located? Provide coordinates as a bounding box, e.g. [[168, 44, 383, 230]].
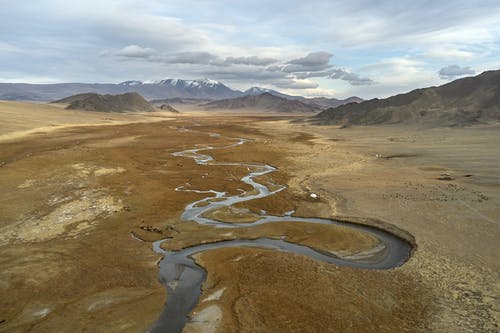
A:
[[0, 101, 498, 332]]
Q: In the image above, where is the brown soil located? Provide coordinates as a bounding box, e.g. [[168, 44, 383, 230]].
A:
[[0, 103, 498, 332]]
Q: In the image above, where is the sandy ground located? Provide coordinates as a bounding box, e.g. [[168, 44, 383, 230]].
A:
[[0, 102, 498, 332], [0, 100, 177, 142]]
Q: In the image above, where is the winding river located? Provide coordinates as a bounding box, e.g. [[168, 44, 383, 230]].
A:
[[148, 133, 412, 333]]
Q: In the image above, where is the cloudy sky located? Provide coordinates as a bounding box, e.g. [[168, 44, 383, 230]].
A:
[[1, 0, 500, 98]]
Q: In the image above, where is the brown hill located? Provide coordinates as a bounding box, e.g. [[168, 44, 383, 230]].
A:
[[52, 92, 156, 112], [159, 104, 179, 113], [203, 93, 320, 113], [313, 70, 500, 127], [299, 96, 363, 109]]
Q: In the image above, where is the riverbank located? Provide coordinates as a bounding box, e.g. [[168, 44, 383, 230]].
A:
[[150, 134, 412, 332]]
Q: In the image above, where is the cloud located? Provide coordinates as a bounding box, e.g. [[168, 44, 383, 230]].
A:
[[281, 63, 333, 73], [265, 65, 282, 72], [282, 51, 333, 72], [348, 57, 442, 98], [424, 47, 478, 60], [273, 78, 319, 89], [162, 51, 221, 65], [108, 46, 371, 88], [361, 57, 429, 85], [438, 65, 475, 79], [2, 1, 499, 98], [288, 51, 332, 66], [293, 69, 336, 79], [279, 51, 373, 86], [225, 56, 278, 66], [329, 69, 374, 85], [0, 41, 24, 53], [284, 65, 374, 86], [115, 45, 156, 58], [111, 47, 278, 67], [192, 64, 287, 81], [110, 47, 225, 65]]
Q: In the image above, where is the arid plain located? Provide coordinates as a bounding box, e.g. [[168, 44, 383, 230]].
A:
[[0, 101, 498, 332]]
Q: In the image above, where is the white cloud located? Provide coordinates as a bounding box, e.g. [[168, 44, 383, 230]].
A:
[[438, 65, 475, 79], [1, 1, 499, 98], [362, 58, 429, 84], [288, 51, 333, 66], [115, 45, 156, 58], [328, 69, 374, 86], [424, 47, 478, 61], [273, 79, 319, 89], [0, 41, 23, 53], [225, 56, 278, 66]]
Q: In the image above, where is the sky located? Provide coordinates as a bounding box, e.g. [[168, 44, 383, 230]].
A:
[[1, 0, 500, 99]]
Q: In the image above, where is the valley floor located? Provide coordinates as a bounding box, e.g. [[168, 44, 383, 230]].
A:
[[0, 105, 498, 332]]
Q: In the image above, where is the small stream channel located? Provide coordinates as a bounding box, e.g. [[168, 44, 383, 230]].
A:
[[148, 134, 412, 333]]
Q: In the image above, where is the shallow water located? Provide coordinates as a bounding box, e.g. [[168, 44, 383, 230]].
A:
[[149, 134, 412, 333]]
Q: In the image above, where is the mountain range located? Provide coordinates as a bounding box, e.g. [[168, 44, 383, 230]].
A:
[[0, 79, 361, 108], [203, 92, 320, 113], [313, 69, 500, 127], [240, 87, 363, 108]]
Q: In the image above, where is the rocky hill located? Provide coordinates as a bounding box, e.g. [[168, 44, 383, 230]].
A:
[[52, 92, 156, 112], [301, 96, 363, 109], [203, 93, 320, 113], [159, 104, 179, 113], [313, 70, 500, 127]]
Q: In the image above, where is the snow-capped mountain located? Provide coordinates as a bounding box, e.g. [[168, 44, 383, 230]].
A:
[[0, 78, 363, 107], [0, 78, 242, 101], [116, 78, 241, 99], [157, 78, 223, 88], [244, 87, 274, 95], [119, 78, 227, 89], [119, 80, 144, 86], [244, 86, 297, 99]]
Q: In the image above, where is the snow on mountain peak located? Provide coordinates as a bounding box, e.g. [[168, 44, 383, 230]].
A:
[[119, 80, 143, 86], [244, 87, 273, 94], [151, 78, 223, 88], [198, 78, 221, 87]]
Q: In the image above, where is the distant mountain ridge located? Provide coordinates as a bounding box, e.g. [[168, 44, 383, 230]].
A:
[[0, 79, 361, 107], [303, 96, 364, 109], [0, 79, 241, 102], [52, 92, 156, 113], [242, 86, 363, 108], [203, 92, 320, 113], [313, 70, 500, 127]]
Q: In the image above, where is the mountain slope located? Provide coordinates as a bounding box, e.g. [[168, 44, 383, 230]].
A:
[[53, 92, 156, 112], [243, 87, 292, 99], [301, 96, 363, 109], [159, 104, 179, 113], [203, 93, 321, 113], [313, 70, 500, 127], [243, 87, 363, 108]]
